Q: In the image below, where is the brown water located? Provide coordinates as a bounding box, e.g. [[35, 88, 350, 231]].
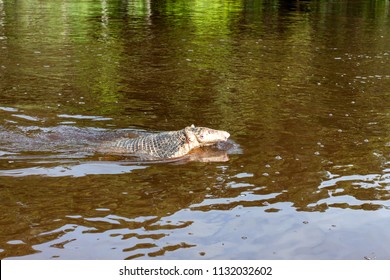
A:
[[0, 0, 390, 260]]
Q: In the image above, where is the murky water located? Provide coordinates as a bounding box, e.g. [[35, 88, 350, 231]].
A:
[[1, 0, 390, 260]]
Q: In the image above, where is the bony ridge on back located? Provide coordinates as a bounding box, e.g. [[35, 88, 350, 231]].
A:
[[99, 124, 230, 159]]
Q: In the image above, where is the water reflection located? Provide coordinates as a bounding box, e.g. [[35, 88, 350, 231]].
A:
[[0, 0, 390, 259]]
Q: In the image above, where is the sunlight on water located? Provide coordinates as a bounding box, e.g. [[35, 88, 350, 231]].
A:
[[0, 162, 148, 177], [1, 0, 390, 260]]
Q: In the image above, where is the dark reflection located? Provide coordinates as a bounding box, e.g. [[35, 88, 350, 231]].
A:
[[0, 0, 390, 259], [279, 0, 312, 12]]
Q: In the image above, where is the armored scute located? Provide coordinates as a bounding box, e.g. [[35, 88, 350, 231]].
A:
[[100, 125, 230, 159]]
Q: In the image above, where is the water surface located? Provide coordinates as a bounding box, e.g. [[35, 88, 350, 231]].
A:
[[0, 0, 390, 259]]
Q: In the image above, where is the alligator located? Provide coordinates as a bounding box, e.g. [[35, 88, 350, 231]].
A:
[[98, 125, 230, 159]]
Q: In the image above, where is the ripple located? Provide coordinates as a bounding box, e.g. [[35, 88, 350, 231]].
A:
[[11, 114, 41, 122], [0, 106, 18, 112], [233, 172, 254, 178], [319, 173, 385, 189], [0, 150, 17, 156], [146, 243, 195, 258], [6, 240, 26, 245], [309, 168, 390, 210], [0, 162, 148, 177], [190, 192, 279, 211], [57, 114, 112, 121]]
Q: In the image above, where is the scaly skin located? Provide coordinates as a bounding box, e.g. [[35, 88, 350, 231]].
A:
[[99, 125, 230, 159]]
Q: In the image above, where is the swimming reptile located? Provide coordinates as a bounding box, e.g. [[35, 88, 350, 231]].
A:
[[98, 125, 230, 159]]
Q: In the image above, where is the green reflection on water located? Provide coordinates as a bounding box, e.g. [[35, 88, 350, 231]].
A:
[[0, 0, 390, 260]]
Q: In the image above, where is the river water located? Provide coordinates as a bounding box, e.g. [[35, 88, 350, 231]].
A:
[[0, 0, 389, 260]]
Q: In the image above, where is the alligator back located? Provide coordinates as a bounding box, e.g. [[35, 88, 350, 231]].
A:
[[104, 129, 188, 159], [98, 125, 230, 159]]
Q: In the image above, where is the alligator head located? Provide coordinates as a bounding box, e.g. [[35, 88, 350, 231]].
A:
[[184, 124, 230, 148]]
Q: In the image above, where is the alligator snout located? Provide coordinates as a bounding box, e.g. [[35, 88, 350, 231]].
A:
[[222, 131, 230, 141], [201, 129, 230, 145]]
